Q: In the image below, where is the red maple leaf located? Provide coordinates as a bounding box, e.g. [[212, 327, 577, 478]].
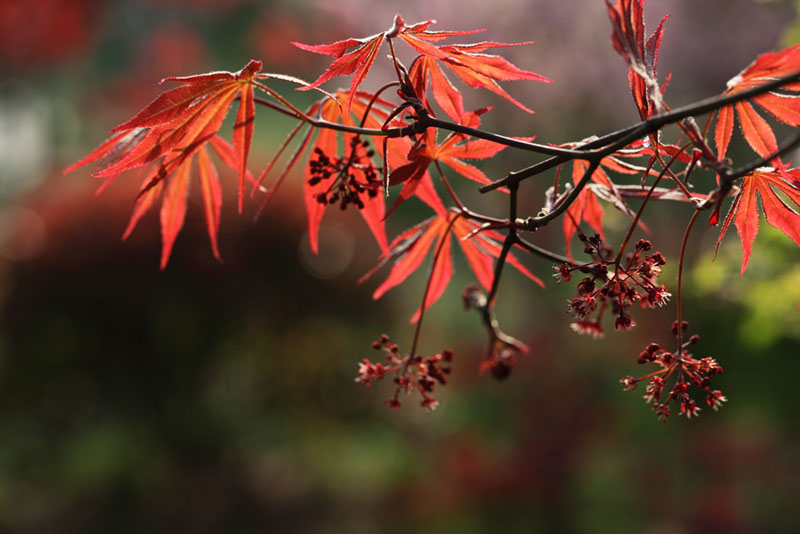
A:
[[605, 0, 670, 120], [717, 167, 800, 274], [63, 60, 299, 266], [714, 45, 800, 160], [302, 92, 388, 254], [293, 32, 385, 111], [399, 18, 551, 115], [294, 14, 549, 114], [389, 108, 531, 215], [563, 160, 608, 258], [364, 210, 543, 323], [69, 61, 264, 208], [408, 55, 465, 120], [121, 136, 245, 269]]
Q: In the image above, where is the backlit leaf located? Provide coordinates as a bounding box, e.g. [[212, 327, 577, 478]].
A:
[[718, 168, 800, 274]]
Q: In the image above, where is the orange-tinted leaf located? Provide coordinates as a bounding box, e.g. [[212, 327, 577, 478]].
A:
[[398, 23, 551, 114], [719, 168, 800, 274], [452, 219, 495, 290], [410, 231, 453, 323], [723, 45, 800, 94], [715, 104, 735, 159], [372, 215, 445, 300], [196, 147, 223, 262], [65, 59, 267, 275], [440, 54, 537, 114], [106, 136, 242, 267], [85, 61, 262, 210], [62, 131, 131, 176], [234, 81, 255, 213], [110, 84, 225, 133], [714, 187, 741, 257], [368, 210, 542, 322], [735, 100, 778, 160], [294, 33, 384, 110], [414, 171, 447, 217], [397, 111, 528, 213], [122, 170, 165, 242], [294, 15, 548, 115], [292, 38, 363, 58], [409, 56, 465, 121], [301, 91, 391, 254], [757, 92, 800, 126], [399, 20, 549, 113], [399, 19, 486, 41], [207, 135, 258, 190], [159, 157, 192, 269], [563, 160, 606, 257]]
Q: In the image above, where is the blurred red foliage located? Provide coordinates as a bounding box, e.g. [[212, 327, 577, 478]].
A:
[[0, 0, 100, 66]]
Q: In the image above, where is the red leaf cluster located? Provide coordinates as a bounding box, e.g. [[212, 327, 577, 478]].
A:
[[294, 14, 550, 113], [718, 168, 800, 274], [64, 60, 274, 267], [364, 210, 542, 324], [715, 46, 800, 160], [60, 7, 800, 416]]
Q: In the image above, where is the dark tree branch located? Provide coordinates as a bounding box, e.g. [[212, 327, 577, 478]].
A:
[[480, 70, 800, 193]]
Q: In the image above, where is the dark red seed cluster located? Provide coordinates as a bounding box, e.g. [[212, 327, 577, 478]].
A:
[[619, 321, 726, 421], [478, 339, 524, 381], [308, 136, 381, 210], [555, 234, 670, 338], [355, 334, 453, 411]]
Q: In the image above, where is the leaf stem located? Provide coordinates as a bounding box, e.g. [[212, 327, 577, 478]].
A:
[[517, 159, 600, 231], [408, 213, 462, 359], [420, 113, 592, 158], [516, 237, 573, 265], [614, 144, 689, 265], [252, 96, 419, 138], [676, 209, 701, 352]]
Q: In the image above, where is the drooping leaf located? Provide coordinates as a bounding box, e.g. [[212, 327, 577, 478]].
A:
[[735, 100, 779, 160], [252, 87, 446, 255], [117, 138, 244, 268], [714, 45, 800, 160], [717, 168, 800, 274], [196, 147, 223, 262], [366, 210, 542, 323], [409, 56, 465, 120], [159, 154, 192, 269], [63, 61, 312, 266], [299, 91, 395, 254], [66, 61, 287, 215], [714, 104, 735, 160], [564, 160, 606, 259], [233, 78, 255, 213], [122, 170, 165, 243]]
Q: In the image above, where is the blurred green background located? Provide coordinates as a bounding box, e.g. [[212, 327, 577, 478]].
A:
[[1, 0, 799, 532]]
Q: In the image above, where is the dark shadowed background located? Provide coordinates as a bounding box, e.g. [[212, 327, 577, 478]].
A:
[[1, 0, 799, 532]]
